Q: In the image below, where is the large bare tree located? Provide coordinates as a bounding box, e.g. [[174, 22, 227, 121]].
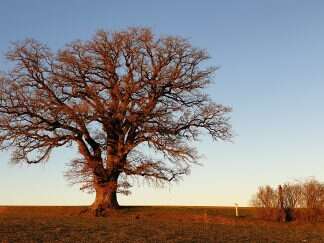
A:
[[0, 28, 231, 215]]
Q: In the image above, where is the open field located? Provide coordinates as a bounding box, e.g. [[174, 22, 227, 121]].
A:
[[0, 206, 324, 242]]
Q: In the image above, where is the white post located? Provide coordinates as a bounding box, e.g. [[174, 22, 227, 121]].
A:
[[235, 203, 239, 217]]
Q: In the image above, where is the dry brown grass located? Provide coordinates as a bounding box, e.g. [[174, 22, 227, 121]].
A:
[[0, 206, 324, 242]]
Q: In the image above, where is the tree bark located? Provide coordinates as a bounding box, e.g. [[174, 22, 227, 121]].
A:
[[91, 177, 119, 216]]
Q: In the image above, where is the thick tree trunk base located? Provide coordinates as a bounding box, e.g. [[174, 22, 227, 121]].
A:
[[88, 181, 120, 217], [90, 201, 120, 217]]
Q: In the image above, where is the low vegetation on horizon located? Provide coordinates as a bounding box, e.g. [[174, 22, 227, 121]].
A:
[[252, 178, 324, 222]]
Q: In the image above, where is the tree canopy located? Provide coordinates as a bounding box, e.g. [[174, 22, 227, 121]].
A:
[[0, 28, 232, 213]]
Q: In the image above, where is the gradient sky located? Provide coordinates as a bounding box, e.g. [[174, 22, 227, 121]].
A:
[[0, 0, 323, 206]]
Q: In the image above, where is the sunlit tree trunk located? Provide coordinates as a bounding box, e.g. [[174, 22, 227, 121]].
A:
[[91, 174, 120, 216], [90, 150, 123, 215]]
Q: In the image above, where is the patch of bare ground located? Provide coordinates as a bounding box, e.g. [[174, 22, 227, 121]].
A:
[[0, 206, 323, 242]]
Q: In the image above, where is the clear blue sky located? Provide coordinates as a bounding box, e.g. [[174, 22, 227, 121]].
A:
[[0, 0, 323, 206]]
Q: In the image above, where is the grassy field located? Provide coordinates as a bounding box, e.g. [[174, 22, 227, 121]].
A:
[[0, 206, 324, 242]]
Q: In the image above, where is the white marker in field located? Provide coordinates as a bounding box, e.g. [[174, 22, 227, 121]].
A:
[[235, 203, 239, 217]]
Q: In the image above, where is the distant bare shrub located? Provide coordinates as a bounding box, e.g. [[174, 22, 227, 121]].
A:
[[252, 185, 278, 208], [251, 185, 279, 220], [252, 178, 324, 222], [282, 183, 302, 209], [280, 183, 303, 221], [299, 179, 324, 222]]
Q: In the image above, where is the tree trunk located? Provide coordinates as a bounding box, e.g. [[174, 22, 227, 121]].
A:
[[91, 177, 119, 216]]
